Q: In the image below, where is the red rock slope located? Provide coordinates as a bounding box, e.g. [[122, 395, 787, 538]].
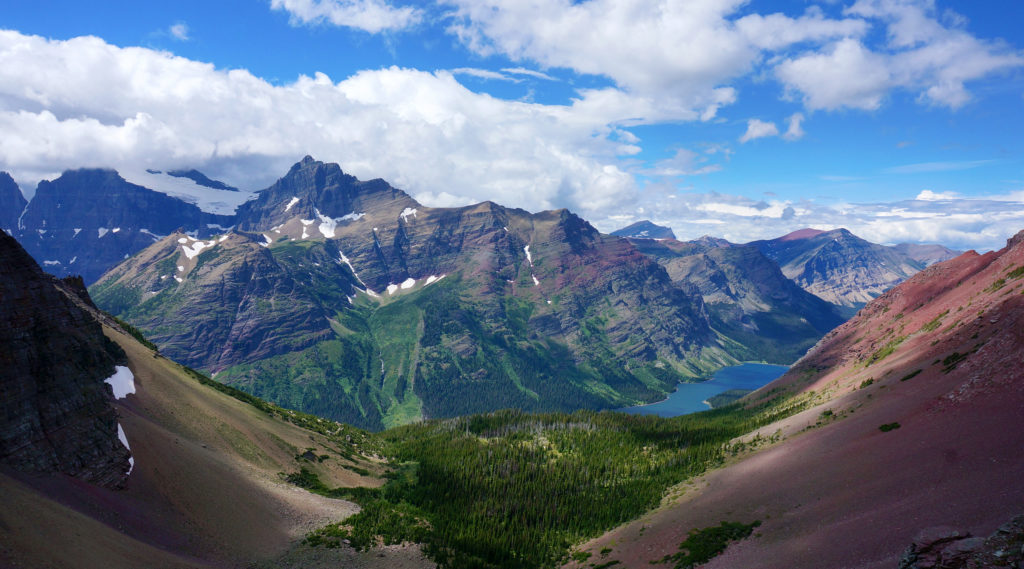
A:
[[568, 230, 1024, 569]]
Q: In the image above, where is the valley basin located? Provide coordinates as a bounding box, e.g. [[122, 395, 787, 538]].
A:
[[618, 363, 789, 417]]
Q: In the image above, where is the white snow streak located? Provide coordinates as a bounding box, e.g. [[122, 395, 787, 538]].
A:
[[98, 227, 109, 238], [116, 423, 134, 475], [104, 366, 135, 399], [73, 228, 81, 237], [284, 196, 300, 212], [400, 208, 418, 222], [181, 239, 215, 259], [532, 275, 540, 286], [524, 245, 533, 266]]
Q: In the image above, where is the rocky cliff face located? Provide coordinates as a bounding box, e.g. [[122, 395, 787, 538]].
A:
[[0, 172, 27, 235], [13, 168, 237, 284], [92, 158, 733, 429], [0, 230, 130, 488], [629, 237, 846, 362], [750, 228, 926, 312]]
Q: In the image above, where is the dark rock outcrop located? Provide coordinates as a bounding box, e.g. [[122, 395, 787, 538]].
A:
[[899, 516, 1024, 569], [0, 230, 130, 488]]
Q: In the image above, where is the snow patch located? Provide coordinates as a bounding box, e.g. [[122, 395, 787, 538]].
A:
[[364, 288, 380, 298], [140, 228, 163, 242], [284, 196, 300, 212], [340, 212, 365, 221], [315, 208, 337, 238], [37, 229, 46, 235], [73, 228, 81, 237], [386, 284, 399, 295], [43, 260, 60, 266], [116, 423, 134, 475], [98, 227, 109, 238], [112, 227, 121, 233], [69, 256, 77, 264], [174, 276, 183, 283], [177, 265, 184, 272], [218, 235, 229, 242], [177, 237, 188, 244], [301, 227, 309, 239], [532, 275, 540, 286], [524, 245, 533, 267], [181, 239, 215, 259], [400, 208, 418, 222], [425, 274, 446, 285], [400, 277, 416, 290], [261, 234, 273, 247], [119, 168, 256, 215], [105, 366, 135, 399]]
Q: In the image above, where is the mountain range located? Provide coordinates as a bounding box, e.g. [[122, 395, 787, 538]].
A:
[[1, 158, 957, 430]]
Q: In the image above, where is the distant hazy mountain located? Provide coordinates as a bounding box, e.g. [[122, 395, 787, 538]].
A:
[[610, 220, 676, 240], [749, 228, 929, 314], [91, 157, 737, 429], [628, 236, 846, 362], [891, 241, 961, 266]]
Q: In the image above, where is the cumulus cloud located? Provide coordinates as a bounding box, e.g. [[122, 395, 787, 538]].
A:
[[442, 0, 864, 121], [270, 0, 422, 33], [0, 30, 640, 215], [776, 0, 1024, 110], [739, 119, 779, 143]]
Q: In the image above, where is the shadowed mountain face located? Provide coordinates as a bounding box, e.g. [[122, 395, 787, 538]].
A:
[[628, 237, 846, 363], [749, 228, 927, 313], [0, 171, 27, 234], [13, 168, 235, 284], [610, 220, 676, 240], [570, 230, 1024, 569], [0, 230, 130, 488], [92, 158, 735, 430]]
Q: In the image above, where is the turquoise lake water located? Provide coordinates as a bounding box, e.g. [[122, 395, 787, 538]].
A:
[[618, 363, 789, 417]]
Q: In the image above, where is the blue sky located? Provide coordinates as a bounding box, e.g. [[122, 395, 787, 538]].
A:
[[2, 0, 1024, 250]]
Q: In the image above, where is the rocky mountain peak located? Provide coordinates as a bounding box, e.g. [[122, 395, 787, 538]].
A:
[[610, 220, 677, 240]]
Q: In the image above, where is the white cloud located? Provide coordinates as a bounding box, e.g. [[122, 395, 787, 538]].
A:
[[916, 190, 959, 200], [501, 67, 556, 81], [451, 67, 518, 82], [776, 38, 892, 111], [0, 30, 642, 216], [739, 119, 779, 143], [591, 187, 1024, 252], [270, 0, 422, 33], [776, 0, 1024, 111], [783, 112, 805, 141], [885, 159, 994, 174], [443, 0, 862, 121], [169, 23, 190, 41]]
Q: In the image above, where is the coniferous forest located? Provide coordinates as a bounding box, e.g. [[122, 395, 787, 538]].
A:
[[301, 388, 816, 568]]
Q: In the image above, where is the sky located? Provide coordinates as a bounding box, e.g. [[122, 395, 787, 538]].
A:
[[2, 0, 1024, 251]]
